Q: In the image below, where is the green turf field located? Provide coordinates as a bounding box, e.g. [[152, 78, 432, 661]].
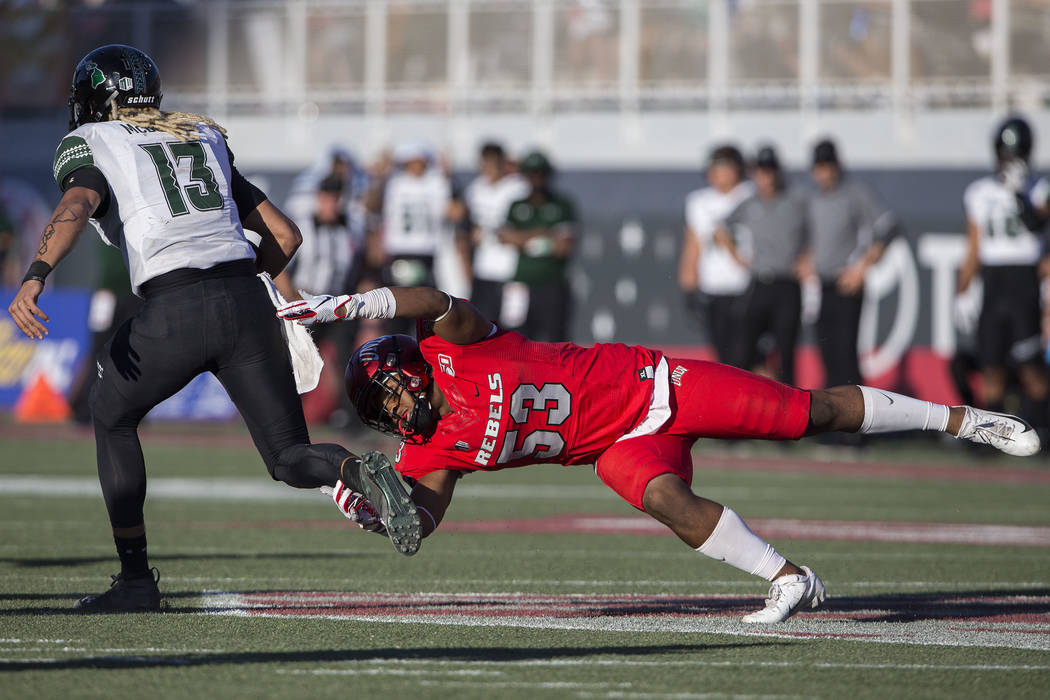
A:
[[1, 424, 1048, 699]]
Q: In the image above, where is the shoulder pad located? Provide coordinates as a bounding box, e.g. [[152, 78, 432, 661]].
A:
[[53, 132, 95, 187]]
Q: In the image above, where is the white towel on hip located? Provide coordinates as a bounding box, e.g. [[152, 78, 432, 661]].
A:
[[258, 272, 323, 394]]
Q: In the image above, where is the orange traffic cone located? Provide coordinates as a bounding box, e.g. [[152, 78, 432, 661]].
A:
[[14, 374, 72, 423]]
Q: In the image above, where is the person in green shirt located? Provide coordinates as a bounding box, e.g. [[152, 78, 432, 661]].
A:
[[500, 151, 576, 341]]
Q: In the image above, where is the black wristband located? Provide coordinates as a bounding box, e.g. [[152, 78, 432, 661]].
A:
[[22, 260, 53, 286]]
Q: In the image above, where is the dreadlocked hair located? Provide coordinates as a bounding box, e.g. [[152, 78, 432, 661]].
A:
[[112, 106, 227, 141]]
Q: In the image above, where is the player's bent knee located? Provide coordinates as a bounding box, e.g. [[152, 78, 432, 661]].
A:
[[270, 444, 306, 481], [641, 474, 691, 525], [88, 380, 138, 433], [271, 443, 345, 489]]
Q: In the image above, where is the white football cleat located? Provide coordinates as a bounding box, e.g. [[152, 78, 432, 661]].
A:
[[742, 566, 825, 624], [954, 406, 1040, 457]]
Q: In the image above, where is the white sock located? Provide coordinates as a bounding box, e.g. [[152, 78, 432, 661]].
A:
[[695, 507, 786, 581], [857, 386, 950, 434]]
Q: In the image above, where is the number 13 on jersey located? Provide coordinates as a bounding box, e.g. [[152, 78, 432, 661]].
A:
[[139, 140, 223, 217]]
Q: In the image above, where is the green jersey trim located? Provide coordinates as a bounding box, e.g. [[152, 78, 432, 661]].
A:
[[53, 135, 95, 187]]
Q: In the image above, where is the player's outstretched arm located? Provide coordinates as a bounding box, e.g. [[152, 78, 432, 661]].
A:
[[8, 185, 101, 339], [957, 219, 981, 293], [278, 286, 494, 345], [242, 199, 302, 277], [410, 469, 460, 538]]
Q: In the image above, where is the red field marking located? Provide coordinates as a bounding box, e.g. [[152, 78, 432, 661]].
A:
[[201, 590, 1050, 649], [192, 515, 1050, 547], [693, 453, 1050, 486], [209, 590, 1050, 625]]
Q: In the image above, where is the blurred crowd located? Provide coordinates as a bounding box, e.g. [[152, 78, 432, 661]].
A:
[[256, 140, 577, 427], [4, 111, 1049, 441], [231, 113, 1047, 442], [675, 122, 1050, 445]]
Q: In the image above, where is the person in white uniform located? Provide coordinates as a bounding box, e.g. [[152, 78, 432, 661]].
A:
[[6, 45, 420, 612], [369, 143, 453, 334], [958, 115, 1050, 438], [678, 145, 754, 363], [463, 142, 529, 324]]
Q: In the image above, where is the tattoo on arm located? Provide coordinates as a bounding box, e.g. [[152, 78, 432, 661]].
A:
[[36, 202, 91, 257], [37, 224, 56, 256], [50, 207, 79, 224]]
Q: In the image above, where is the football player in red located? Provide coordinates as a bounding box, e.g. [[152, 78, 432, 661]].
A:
[[278, 286, 1040, 623]]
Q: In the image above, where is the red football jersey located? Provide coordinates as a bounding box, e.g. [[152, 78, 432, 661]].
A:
[[394, 324, 662, 481]]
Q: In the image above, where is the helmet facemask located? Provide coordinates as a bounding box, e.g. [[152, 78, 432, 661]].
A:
[[347, 335, 436, 444], [358, 368, 436, 443]]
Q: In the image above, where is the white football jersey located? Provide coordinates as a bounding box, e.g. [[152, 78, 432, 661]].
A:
[[53, 120, 254, 295], [685, 181, 754, 295], [382, 169, 451, 257], [963, 174, 1050, 266], [465, 173, 529, 282]]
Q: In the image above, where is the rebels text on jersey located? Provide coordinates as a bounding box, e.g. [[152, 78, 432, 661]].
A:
[[394, 325, 663, 481]]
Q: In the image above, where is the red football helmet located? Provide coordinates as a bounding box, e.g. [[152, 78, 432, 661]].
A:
[[345, 334, 436, 442]]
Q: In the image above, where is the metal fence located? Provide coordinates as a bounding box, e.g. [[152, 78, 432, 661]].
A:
[[3, 0, 1049, 118]]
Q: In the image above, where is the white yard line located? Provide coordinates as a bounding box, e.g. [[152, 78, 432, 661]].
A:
[[201, 591, 1050, 651], [0, 476, 614, 501], [278, 657, 1050, 672]]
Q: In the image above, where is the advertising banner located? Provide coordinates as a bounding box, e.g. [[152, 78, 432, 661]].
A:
[[0, 287, 236, 420]]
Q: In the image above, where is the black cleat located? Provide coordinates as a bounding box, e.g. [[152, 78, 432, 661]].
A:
[[358, 451, 421, 556], [73, 568, 161, 612]]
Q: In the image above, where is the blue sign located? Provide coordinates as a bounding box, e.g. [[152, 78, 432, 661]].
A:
[[1, 286, 236, 420], [0, 287, 90, 407]]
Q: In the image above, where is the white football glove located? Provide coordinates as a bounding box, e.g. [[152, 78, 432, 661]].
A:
[[321, 480, 388, 535], [276, 292, 352, 326], [277, 288, 397, 326], [953, 282, 983, 336]]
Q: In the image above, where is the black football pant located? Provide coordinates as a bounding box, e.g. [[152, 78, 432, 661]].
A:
[[470, 277, 505, 324], [89, 262, 355, 529], [736, 278, 802, 385], [816, 281, 863, 387], [693, 293, 744, 366], [520, 279, 571, 342]]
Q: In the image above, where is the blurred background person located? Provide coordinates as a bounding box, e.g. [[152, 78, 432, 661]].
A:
[[283, 173, 366, 426], [958, 115, 1050, 439], [501, 150, 575, 342], [716, 145, 809, 385], [807, 138, 897, 388], [365, 142, 453, 335], [68, 240, 141, 425], [0, 202, 14, 287], [285, 146, 360, 225], [463, 141, 529, 324], [0, 177, 52, 287], [287, 174, 365, 300], [678, 145, 753, 364]]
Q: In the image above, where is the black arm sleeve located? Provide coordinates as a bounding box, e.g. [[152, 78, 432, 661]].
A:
[[230, 165, 268, 221], [1016, 193, 1049, 233], [61, 165, 110, 218]]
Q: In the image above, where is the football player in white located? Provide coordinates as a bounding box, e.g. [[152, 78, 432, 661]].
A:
[[7, 45, 420, 612], [958, 116, 1050, 440]]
